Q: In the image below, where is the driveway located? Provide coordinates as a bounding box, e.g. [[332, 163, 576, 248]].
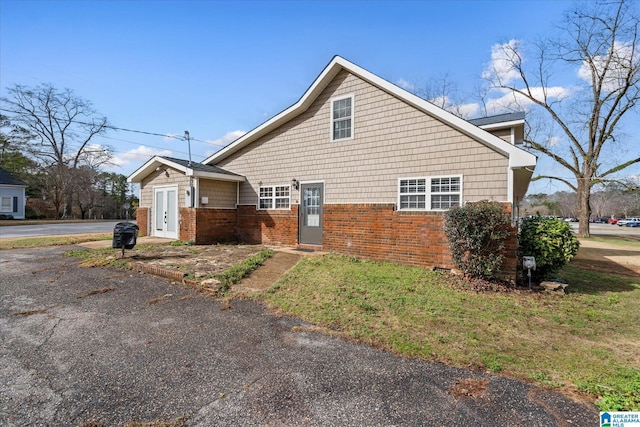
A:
[[0, 221, 129, 239], [0, 246, 597, 426]]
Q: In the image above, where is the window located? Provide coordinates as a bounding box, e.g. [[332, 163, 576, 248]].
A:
[[398, 176, 462, 211], [430, 177, 461, 210], [331, 95, 354, 141], [399, 179, 426, 210], [258, 185, 290, 210], [1, 197, 11, 212]]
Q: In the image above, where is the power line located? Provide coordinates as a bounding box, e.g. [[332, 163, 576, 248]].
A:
[[0, 107, 219, 145]]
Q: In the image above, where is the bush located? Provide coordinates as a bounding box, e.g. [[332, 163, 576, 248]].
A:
[[518, 217, 579, 283], [25, 205, 41, 219], [443, 200, 512, 280]]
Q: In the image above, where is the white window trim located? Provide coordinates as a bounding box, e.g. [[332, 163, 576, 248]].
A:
[[0, 197, 11, 212], [330, 93, 354, 142], [397, 175, 463, 211], [257, 184, 291, 210]]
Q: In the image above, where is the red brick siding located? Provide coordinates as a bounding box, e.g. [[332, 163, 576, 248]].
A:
[[179, 208, 238, 244], [323, 204, 454, 269], [178, 203, 518, 281], [135, 208, 149, 237], [236, 205, 298, 245]]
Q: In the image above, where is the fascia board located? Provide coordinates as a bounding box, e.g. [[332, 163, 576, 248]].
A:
[[192, 171, 245, 182], [0, 184, 28, 189], [128, 156, 187, 183], [478, 119, 525, 130]]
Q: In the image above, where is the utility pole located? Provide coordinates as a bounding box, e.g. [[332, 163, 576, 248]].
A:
[[184, 130, 192, 167]]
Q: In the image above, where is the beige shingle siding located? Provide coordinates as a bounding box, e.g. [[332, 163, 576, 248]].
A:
[[489, 128, 512, 143], [218, 70, 509, 205], [198, 179, 236, 208], [140, 168, 189, 207]]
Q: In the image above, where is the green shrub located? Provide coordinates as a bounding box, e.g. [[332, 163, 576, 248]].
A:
[[443, 200, 512, 279], [518, 217, 579, 283]]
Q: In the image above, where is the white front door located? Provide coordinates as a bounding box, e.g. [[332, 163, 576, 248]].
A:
[[154, 186, 178, 239]]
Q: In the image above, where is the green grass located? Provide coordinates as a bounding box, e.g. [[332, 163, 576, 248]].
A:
[[205, 248, 274, 294], [259, 254, 640, 411], [0, 233, 111, 249]]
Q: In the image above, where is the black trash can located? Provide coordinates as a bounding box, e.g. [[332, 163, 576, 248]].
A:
[[112, 222, 139, 250]]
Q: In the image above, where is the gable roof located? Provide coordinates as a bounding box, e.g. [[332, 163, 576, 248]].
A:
[[0, 167, 28, 187], [203, 56, 536, 170], [469, 112, 525, 128], [128, 155, 244, 183]]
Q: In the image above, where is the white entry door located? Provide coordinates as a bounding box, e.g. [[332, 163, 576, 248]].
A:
[[154, 186, 178, 239]]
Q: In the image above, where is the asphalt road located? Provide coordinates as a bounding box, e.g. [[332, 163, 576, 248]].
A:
[[0, 221, 133, 238], [569, 222, 640, 236], [0, 246, 597, 426]]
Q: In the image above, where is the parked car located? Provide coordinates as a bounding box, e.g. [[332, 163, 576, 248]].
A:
[[626, 219, 640, 227], [608, 218, 619, 225], [564, 217, 579, 222], [590, 217, 608, 223], [618, 217, 640, 226]]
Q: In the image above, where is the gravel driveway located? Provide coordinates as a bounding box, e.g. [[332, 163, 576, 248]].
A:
[[0, 246, 597, 426]]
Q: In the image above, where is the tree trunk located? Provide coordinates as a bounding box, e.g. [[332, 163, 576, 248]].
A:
[[576, 179, 591, 237]]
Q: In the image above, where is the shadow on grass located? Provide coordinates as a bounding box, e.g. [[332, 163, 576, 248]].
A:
[[571, 245, 640, 278], [558, 264, 640, 295]]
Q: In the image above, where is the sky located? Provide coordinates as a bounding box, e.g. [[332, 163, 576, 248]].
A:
[[1, 0, 638, 195]]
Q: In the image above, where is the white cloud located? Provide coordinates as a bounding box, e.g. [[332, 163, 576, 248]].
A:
[[396, 78, 416, 92], [578, 40, 639, 92], [457, 103, 481, 118], [547, 136, 562, 147], [106, 146, 172, 169], [482, 39, 523, 85], [205, 130, 246, 147], [203, 130, 247, 158], [428, 95, 480, 119], [484, 86, 572, 115]]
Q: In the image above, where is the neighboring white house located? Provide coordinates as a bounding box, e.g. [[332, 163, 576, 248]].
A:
[[0, 167, 28, 219]]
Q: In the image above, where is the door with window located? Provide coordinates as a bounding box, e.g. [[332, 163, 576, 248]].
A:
[[154, 186, 178, 239], [299, 183, 323, 245]]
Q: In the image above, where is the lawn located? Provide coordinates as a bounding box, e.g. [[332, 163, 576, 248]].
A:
[[259, 253, 640, 411], [0, 233, 111, 249]]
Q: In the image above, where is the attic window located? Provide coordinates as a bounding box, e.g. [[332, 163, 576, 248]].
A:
[[331, 94, 354, 141]]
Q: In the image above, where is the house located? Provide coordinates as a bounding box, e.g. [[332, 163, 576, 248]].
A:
[[0, 167, 28, 219], [129, 56, 536, 280]]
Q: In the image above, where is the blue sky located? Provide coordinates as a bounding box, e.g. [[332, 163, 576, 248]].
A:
[[2, 0, 637, 194]]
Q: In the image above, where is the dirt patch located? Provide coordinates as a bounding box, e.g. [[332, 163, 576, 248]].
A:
[[124, 244, 269, 279], [450, 378, 489, 399], [572, 239, 640, 277]]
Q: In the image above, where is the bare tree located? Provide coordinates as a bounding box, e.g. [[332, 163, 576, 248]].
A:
[[1, 84, 110, 218], [483, 0, 640, 237]]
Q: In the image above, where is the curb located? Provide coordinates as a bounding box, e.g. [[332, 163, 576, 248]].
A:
[[131, 262, 197, 285]]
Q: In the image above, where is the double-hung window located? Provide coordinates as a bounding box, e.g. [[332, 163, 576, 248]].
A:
[[258, 185, 290, 210], [398, 175, 462, 211], [1, 197, 11, 212], [331, 94, 354, 141]]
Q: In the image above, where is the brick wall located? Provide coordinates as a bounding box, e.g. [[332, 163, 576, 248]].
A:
[[179, 208, 238, 244], [236, 205, 298, 245], [323, 204, 454, 269], [135, 208, 149, 237], [177, 203, 518, 281], [232, 203, 518, 280]]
